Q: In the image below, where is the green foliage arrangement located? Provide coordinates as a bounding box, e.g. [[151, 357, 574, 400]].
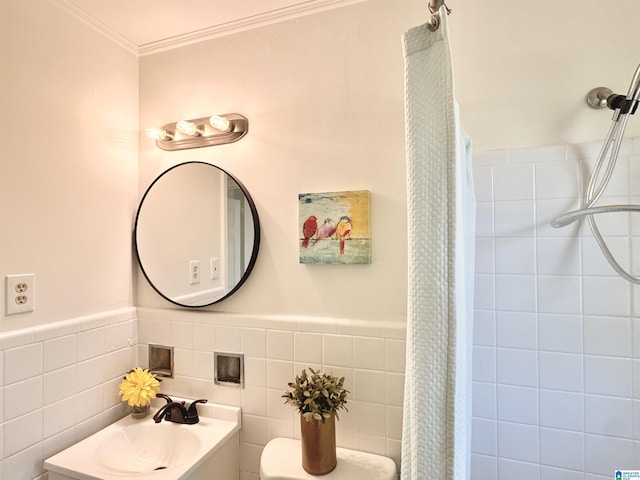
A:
[[282, 368, 349, 423]]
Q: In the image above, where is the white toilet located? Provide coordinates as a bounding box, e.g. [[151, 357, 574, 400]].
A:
[[260, 437, 397, 479]]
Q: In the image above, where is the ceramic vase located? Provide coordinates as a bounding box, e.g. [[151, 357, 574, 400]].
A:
[[131, 403, 150, 419], [300, 414, 337, 475]]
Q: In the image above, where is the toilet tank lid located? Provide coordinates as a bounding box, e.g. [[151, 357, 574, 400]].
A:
[[260, 437, 397, 480]]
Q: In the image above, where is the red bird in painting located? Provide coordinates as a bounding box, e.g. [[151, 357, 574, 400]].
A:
[[312, 218, 337, 245], [335, 216, 352, 255], [301, 215, 317, 248]]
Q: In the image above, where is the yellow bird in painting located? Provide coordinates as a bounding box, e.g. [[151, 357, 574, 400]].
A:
[[335, 216, 352, 255]]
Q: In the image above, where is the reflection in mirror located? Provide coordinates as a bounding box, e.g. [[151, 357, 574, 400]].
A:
[[134, 162, 260, 307]]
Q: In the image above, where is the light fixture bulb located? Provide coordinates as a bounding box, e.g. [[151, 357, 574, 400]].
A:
[[176, 120, 201, 136], [209, 115, 232, 132], [145, 128, 173, 141]]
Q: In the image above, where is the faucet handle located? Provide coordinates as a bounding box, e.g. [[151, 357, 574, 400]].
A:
[[155, 394, 174, 421], [156, 393, 173, 404], [186, 399, 208, 423]]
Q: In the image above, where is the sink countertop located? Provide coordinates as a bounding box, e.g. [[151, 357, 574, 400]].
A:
[[44, 398, 241, 480]]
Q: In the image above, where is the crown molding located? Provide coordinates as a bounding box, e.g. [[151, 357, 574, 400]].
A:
[[48, 0, 139, 56], [49, 0, 369, 57]]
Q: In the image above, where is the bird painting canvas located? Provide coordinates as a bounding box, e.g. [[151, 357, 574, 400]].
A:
[[298, 190, 371, 264]]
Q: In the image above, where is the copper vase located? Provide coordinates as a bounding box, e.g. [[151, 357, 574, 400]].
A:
[[300, 414, 337, 475]]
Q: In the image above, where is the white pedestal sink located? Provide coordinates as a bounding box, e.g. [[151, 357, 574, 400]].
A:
[[44, 398, 241, 480]]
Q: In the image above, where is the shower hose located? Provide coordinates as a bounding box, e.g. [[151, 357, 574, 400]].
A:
[[551, 63, 640, 283]]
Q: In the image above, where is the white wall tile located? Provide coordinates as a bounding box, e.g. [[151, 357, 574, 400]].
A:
[[244, 357, 266, 388], [43, 366, 76, 406], [585, 394, 633, 438], [536, 237, 581, 276], [536, 198, 582, 238], [535, 160, 579, 200], [472, 166, 494, 202], [585, 434, 634, 476], [497, 385, 538, 425], [267, 330, 293, 361], [473, 346, 496, 383], [77, 327, 106, 361], [539, 389, 583, 431], [539, 314, 582, 353], [3, 442, 42, 480], [583, 276, 631, 317], [266, 360, 293, 390], [3, 409, 42, 457], [293, 332, 322, 364], [584, 355, 632, 397], [541, 466, 585, 480], [104, 320, 134, 352], [537, 276, 582, 314], [353, 370, 386, 404], [473, 382, 496, 419], [76, 356, 106, 392], [216, 326, 242, 352], [43, 335, 76, 373], [473, 310, 496, 347], [170, 321, 194, 349], [4, 377, 41, 421], [539, 352, 583, 392], [584, 316, 632, 357], [241, 328, 265, 357], [241, 386, 266, 416], [386, 406, 402, 441], [43, 398, 77, 438], [496, 312, 537, 349], [493, 164, 534, 201], [540, 428, 585, 471], [472, 418, 497, 456], [323, 334, 353, 367], [4, 344, 42, 385], [497, 459, 540, 480], [476, 238, 495, 274], [497, 348, 537, 387], [582, 236, 630, 276], [75, 385, 104, 423], [386, 373, 404, 407], [353, 337, 385, 371], [495, 275, 536, 312], [474, 274, 495, 311], [471, 453, 497, 480], [497, 422, 539, 463], [193, 322, 216, 352], [385, 339, 405, 374], [494, 201, 535, 237], [495, 238, 536, 274], [476, 202, 494, 238], [353, 402, 386, 436]]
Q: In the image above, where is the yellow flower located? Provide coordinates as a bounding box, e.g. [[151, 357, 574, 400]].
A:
[[118, 367, 160, 407]]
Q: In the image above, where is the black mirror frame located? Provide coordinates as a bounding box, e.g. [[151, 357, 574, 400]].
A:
[[134, 161, 260, 308]]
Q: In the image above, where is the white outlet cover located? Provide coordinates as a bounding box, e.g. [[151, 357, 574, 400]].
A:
[[5, 274, 35, 315]]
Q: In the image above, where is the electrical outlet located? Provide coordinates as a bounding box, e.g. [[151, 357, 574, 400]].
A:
[[210, 257, 220, 280], [6, 274, 35, 315], [189, 260, 200, 285]]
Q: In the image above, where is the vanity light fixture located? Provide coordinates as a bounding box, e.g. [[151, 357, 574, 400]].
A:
[[146, 113, 248, 151], [145, 127, 173, 141], [176, 120, 202, 136]]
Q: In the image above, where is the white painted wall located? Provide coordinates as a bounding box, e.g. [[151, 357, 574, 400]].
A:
[[0, 0, 138, 330], [137, 0, 419, 323]]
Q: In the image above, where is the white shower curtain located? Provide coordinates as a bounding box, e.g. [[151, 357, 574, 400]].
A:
[[401, 7, 475, 480]]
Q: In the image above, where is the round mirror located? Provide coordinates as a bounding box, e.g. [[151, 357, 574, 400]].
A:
[[134, 161, 260, 307]]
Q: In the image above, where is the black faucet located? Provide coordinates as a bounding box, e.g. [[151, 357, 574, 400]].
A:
[[152, 397, 208, 425]]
